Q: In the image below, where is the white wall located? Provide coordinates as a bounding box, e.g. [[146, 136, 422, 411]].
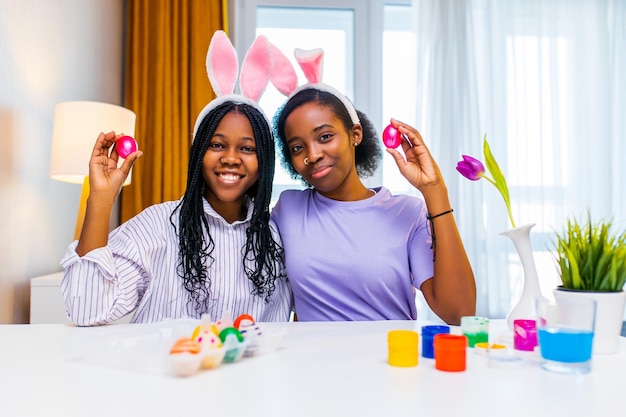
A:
[[0, 0, 125, 323]]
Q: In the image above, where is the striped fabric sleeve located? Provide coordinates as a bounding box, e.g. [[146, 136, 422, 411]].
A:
[[60, 200, 293, 325]]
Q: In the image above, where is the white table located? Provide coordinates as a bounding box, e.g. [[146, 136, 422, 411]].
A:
[[0, 320, 624, 417]]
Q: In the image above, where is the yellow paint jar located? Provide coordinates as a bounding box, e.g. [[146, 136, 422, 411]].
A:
[[388, 330, 419, 367]]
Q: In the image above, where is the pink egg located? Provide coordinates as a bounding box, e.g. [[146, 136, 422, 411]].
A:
[[116, 135, 138, 159], [382, 124, 402, 148]]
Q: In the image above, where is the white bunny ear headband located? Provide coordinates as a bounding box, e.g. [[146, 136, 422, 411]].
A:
[[193, 30, 277, 136], [269, 47, 360, 125]]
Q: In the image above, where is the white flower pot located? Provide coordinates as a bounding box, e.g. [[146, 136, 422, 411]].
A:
[[553, 287, 626, 355]]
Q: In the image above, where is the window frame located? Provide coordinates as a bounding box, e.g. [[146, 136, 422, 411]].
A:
[[231, 0, 399, 188]]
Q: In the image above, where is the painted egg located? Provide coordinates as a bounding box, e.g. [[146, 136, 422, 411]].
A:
[[240, 323, 263, 357], [116, 135, 138, 159], [219, 327, 246, 363], [192, 324, 222, 348], [382, 124, 402, 148], [239, 322, 262, 338], [233, 314, 255, 329], [219, 327, 244, 344], [169, 337, 201, 355]]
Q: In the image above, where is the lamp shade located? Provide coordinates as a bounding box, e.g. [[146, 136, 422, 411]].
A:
[[50, 101, 136, 185]]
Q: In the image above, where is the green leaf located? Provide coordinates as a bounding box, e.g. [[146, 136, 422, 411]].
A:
[[563, 241, 582, 289], [483, 135, 516, 228]]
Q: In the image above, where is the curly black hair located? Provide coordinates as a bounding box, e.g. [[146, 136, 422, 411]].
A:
[[171, 101, 286, 316], [273, 88, 382, 184]]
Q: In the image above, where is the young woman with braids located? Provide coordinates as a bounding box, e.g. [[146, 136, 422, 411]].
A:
[[61, 31, 294, 326], [270, 48, 475, 325], [61, 100, 292, 326]]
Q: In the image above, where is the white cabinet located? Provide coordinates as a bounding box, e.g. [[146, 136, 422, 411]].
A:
[[30, 272, 131, 324], [30, 272, 71, 324]]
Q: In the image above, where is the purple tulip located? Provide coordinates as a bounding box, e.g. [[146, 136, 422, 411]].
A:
[[456, 155, 485, 181]]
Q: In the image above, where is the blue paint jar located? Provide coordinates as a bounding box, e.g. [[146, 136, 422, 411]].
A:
[[421, 325, 450, 358]]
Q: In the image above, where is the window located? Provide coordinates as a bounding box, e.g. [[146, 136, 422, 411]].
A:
[[234, 0, 413, 202], [381, 3, 417, 195], [234, 0, 626, 320], [243, 4, 357, 200], [235, 0, 436, 319]]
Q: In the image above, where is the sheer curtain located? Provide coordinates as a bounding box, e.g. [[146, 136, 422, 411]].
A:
[[411, 0, 626, 318]]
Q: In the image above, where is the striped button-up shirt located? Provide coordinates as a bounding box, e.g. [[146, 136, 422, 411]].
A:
[[61, 198, 293, 326]]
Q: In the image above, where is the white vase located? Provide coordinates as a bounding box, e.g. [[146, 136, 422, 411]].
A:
[[500, 223, 543, 331], [553, 287, 626, 354]]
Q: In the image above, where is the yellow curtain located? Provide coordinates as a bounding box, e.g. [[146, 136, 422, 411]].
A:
[[121, 0, 225, 222]]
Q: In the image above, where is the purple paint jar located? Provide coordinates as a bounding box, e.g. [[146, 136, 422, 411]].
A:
[[513, 319, 538, 351]]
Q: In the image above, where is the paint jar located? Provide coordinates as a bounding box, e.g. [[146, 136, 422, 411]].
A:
[[388, 330, 419, 367], [461, 316, 489, 347], [434, 334, 468, 372], [421, 325, 450, 358], [513, 319, 538, 351]]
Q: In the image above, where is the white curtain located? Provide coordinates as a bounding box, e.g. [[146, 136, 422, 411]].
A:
[[410, 0, 626, 318]]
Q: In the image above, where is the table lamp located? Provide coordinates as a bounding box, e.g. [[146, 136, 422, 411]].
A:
[[50, 101, 136, 240]]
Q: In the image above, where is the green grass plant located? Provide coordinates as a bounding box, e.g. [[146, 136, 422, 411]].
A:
[[553, 214, 626, 292]]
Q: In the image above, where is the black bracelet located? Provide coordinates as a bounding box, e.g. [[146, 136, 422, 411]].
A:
[[426, 208, 454, 220], [426, 209, 453, 261]]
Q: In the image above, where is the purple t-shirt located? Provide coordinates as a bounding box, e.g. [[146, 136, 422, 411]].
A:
[[271, 187, 434, 321]]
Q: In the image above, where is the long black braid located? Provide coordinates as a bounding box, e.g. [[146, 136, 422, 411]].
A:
[[171, 101, 286, 316]]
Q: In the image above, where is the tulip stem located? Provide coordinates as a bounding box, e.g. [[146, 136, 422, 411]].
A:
[[482, 176, 497, 187], [482, 175, 516, 228], [505, 207, 516, 229]]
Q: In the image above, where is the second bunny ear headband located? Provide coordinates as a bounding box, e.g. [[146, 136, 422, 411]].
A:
[[270, 47, 361, 125], [193, 30, 280, 136], [194, 31, 360, 136]]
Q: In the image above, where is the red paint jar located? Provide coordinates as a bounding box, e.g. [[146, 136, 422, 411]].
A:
[[434, 334, 468, 372]]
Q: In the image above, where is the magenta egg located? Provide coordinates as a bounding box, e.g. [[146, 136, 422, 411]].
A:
[[116, 136, 138, 159], [382, 124, 402, 148]]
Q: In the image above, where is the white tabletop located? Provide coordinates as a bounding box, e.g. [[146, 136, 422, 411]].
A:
[[0, 319, 624, 417]]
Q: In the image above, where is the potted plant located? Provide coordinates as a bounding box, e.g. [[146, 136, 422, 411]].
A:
[[552, 213, 626, 354]]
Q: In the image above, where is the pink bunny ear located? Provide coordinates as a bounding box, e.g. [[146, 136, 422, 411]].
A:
[[206, 30, 238, 96], [294, 48, 324, 84], [239, 35, 272, 102], [268, 42, 298, 96]]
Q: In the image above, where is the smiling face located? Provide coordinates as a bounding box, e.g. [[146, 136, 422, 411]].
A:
[[284, 102, 363, 200], [202, 111, 259, 221]]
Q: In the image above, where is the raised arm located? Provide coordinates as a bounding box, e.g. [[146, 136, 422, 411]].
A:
[[75, 131, 142, 256], [385, 119, 476, 325]]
